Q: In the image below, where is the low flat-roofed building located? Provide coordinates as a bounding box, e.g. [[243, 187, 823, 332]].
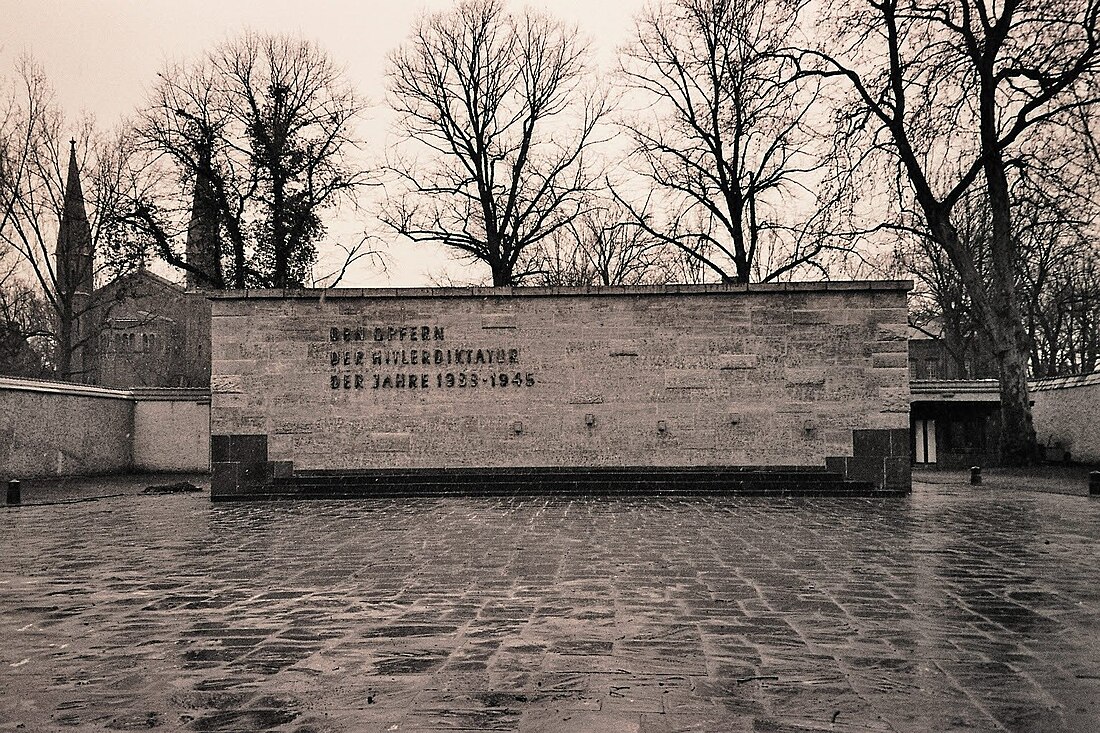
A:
[[909, 379, 1002, 467]]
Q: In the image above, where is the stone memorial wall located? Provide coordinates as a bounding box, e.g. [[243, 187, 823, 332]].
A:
[[210, 283, 911, 495]]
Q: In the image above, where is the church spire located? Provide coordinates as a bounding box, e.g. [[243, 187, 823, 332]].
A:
[[54, 139, 96, 383], [55, 139, 94, 298]]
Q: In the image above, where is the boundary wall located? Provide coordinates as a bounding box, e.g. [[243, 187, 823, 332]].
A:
[[0, 377, 209, 479], [1031, 372, 1100, 463]]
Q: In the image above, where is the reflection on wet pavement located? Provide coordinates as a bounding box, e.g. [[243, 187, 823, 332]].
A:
[[1, 482, 1098, 731]]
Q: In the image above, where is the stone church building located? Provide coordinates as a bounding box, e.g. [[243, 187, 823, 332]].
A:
[[55, 142, 211, 388], [87, 269, 211, 388]]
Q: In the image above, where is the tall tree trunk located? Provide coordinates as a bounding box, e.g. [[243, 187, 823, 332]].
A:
[[921, 198, 1036, 463], [983, 116, 1038, 463], [233, 242, 247, 289], [996, 333, 1036, 463], [272, 172, 288, 288], [491, 264, 511, 287], [56, 301, 74, 380], [723, 191, 750, 283]]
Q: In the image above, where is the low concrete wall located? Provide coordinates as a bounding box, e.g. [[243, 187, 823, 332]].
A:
[[132, 389, 210, 472], [1, 377, 211, 479], [0, 378, 134, 478], [1032, 372, 1100, 463]]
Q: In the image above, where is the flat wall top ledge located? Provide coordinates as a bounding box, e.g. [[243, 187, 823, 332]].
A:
[[1, 376, 211, 403], [129, 387, 212, 403], [207, 280, 914, 301], [0, 375, 133, 400]]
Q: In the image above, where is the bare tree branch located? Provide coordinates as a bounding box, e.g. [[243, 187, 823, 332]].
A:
[[617, 0, 842, 284], [382, 0, 609, 286], [130, 31, 373, 289]]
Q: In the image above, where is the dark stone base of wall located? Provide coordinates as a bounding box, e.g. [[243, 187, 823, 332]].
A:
[[826, 428, 911, 493], [211, 464, 907, 501], [211, 434, 292, 499]]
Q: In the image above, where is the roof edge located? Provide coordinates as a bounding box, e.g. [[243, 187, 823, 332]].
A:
[[1030, 371, 1100, 391]]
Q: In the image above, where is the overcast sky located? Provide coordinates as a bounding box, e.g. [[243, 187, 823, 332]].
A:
[[1, 0, 649, 286]]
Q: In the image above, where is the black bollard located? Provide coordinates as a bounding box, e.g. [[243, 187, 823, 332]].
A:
[[6, 480, 20, 505], [1090, 471, 1099, 497], [970, 466, 982, 486]]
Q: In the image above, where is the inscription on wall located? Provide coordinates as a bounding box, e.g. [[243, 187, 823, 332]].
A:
[[326, 324, 536, 391]]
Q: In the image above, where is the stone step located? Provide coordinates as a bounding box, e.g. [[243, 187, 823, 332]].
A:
[[277, 477, 852, 492], [224, 479, 892, 500], [293, 465, 835, 477], [286, 480, 856, 492], [248, 467, 895, 499], [284, 469, 848, 485], [283, 483, 883, 497]]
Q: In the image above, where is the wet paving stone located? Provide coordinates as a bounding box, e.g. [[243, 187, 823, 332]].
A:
[[1, 483, 1099, 731]]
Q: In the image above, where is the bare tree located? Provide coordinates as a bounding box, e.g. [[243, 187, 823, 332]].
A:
[[131, 31, 370, 289], [894, 185, 997, 379], [529, 197, 667, 286], [0, 252, 52, 377], [797, 0, 1100, 463], [1023, 247, 1100, 377], [890, 141, 1100, 380], [1014, 164, 1100, 376], [129, 57, 241, 289], [0, 58, 138, 379], [383, 0, 609, 286], [616, 0, 840, 284]]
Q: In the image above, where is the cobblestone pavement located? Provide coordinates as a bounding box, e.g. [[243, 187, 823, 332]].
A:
[[2, 481, 1098, 732]]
